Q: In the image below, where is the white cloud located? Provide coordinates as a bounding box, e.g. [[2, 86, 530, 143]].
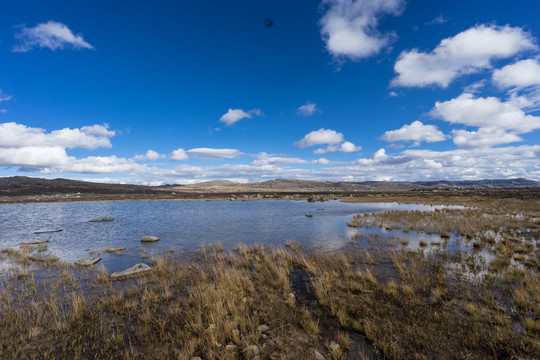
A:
[[170, 148, 189, 161], [388, 91, 398, 97], [187, 148, 242, 160], [0, 91, 12, 102], [314, 158, 331, 165], [382, 121, 446, 143], [65, 156, 145, 174], [314, 141, 362, 154], [392, 24, 537, 87], [493, 59, 540, 89], [0, 109, 7, 114], [463, 80, 487, 94], [297, 101, 318, 116], [425, 15, 448, 25], [320, 0, 404, 60], [355, 148, 389, 165], [0, 146, 69, 167], [452, 128, 523, 148], [0, 122, 115, 149], [431, 93, 540, 133], [251, 153, 308, 166], [219, 108, 262, 126], [13, 21, 94, 52], [294, 128, 344, 148], [134, 150, 164, 162], [250, 108, 263, 116]]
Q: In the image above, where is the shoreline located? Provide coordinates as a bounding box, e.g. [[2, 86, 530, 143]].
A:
[[1, 187, 539, 206]]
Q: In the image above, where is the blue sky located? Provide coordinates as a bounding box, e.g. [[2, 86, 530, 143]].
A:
[[1, 0, 540, 184]]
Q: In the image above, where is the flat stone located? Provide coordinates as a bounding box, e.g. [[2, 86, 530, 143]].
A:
[[141, 236, 159, 242], [89, 217, 115, 222], [189, 357, 202, 360], [110, 263, 151, 279], [29, 253, 59, 262], [104, 247, 125, 253], [313, 350, 326, 360], [33, 229, 62, 234], [225, 344, 237, 351], [244, 345, 259, 356], [329, 341, 340, 351], [75, 257, 101, 266], [257, 324, 269, 333]]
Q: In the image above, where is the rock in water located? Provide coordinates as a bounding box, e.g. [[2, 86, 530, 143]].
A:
[[110, 263, 151, 279], [89, 217, 115, 222], [29, 253, 59, 262], [141, 236, 159, 242], [75, 257, 101, 266], [104, 247, 125, 253], [33, 229, 62, 234]]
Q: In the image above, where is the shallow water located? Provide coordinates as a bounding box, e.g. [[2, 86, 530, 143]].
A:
[[0, 200, 457, 272]]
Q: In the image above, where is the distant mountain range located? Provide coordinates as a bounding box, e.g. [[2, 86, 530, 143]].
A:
[[0, 176, 538, 197]]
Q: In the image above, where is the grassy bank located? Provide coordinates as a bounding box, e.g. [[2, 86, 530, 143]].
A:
[[0, 199, 539, 359]]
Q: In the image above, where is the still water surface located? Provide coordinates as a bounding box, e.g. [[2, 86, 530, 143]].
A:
[[0, 200, 451, 272]]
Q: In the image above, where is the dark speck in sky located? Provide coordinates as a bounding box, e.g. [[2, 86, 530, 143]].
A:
[[264, 18, 274, 28]]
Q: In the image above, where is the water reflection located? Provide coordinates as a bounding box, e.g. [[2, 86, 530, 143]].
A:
[[0, 200, 460, 272]]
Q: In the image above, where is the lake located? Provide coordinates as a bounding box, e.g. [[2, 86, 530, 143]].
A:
[[0, 200, 454, 272]]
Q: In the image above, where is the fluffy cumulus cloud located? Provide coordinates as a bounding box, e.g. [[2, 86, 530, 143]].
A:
[[430, 92, 540, 148], [493, 59, 540, 89], [492, 59, 540, 111], [13, 21, 94, 52], [170, 148, 189, 161], [452, 128, 523, 148], [431, 93, 540, 133], [186, 148, 242, 160], [392, 24, 537, 87], [219, 108, 262, 126], [382, 121, 446, 143], [295, 128, 361, 154], [314, 141, 362, 154], [0, 122, 151, 175], [297, 101, 318, 116], [294, 128, 344, 148], [134, 150, 165, 162], [0, 122, 115, 150], [320, 0, 404, 60]]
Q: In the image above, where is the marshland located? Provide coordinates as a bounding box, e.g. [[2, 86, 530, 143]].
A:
[[0, 192, 539, 359]]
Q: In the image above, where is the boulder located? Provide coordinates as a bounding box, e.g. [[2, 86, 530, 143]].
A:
[[110, 263, 151, 279], [75, 257, 101, 266], [89, 217, 115, 222], [29, 253, 59, 262], [141, 236, 159, 242]]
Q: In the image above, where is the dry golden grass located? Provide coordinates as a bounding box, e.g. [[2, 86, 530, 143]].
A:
[[0, 194, 538, 359]]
